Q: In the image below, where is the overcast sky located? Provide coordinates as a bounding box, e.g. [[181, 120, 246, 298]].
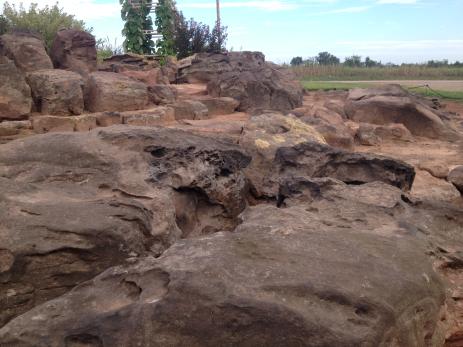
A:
[[2, 0, 462, 64]]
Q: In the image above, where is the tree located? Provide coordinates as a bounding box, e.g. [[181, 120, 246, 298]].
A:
[[290, 56, 303, 66], [1, 2, 89, 49], [316, 52, 340, 65], [365, 56, 380, 68], [344, 55, 363, 67], [120, 0, 155, 54], [154, 0, 176, 56], [208, 20, 227, 53]]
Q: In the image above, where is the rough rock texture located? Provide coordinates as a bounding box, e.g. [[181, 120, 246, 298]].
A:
[[121, 107, 175, 126], [292, 105, 354, 149], [99, 53, 161, 73], [0, 127, 250, 327], [26, 69, 84, 115], [86, 72, 149, 112], [240, 113, 415, 198], [197, 96, 240, 116], [148, 84, 177, 105], [0, 31, 53, 73], [169, 100, 208, 120], [0, 120, 31, 136], [356, 123, 413, 146], [0, 184, 447, 346], [345, 85, 458, 140], [448, 166, 463, 194], [50, 29, 97, 76], [0, 56, 32, 120], [179, 52, 303, 112]]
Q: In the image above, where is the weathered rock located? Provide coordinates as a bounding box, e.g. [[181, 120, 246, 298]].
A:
[[169, 100, 208, 120], [357, 123, 413, 146], [448, 166, 463, 194], [0, 201, 446, 346], [148, 84, 178, 105], [208, 68, 303, 112], [26, 69, 84, 115], [240, 113, 415, 198], [345, 85, 458, 140], [50, 29, 97, 76], [0, 56, 32, 120], [94, 111, 122, 127], [179, 52, 302, 112], [178, 51, 266, 83], [292, 106, 354, 149], [73, 114, 97, 132], [418, 161, 450, 179], [121, 107, 175, 126], [31, 115, 75, 133], [197, 96, 239, 116], [0, 31, 53, 73], [0, 120, 31, 136], [120, 68, 168, 85], [99, 53, 160, 73], [0, 127, 250, 326], [86, 72, 149, 112]]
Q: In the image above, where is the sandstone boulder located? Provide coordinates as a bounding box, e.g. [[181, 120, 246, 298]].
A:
[[26, 69, 84, 115], [121, 107, 175, 126], [50, 29, 97, 76], [179, 52, 303, 112], [86, 72, 148, 112], [169, 100, 208, 120], [356, 123, 413, 146], [0, 201, 446, 346], [0, 56, 32, 120], [99, 53, 160, 73], [240, 113, 415, 198], [0, 126, 250, 326], [0, 120, 31, 137], [345, 85, 458, 140], [148, 84, 178, 105], [197, 96, 239, 116], [0, 31, 52, 73], [448, 166, 463, 194]]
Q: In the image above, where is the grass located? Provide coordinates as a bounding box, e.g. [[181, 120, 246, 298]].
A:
[[302, 81, 463, 102], [292, 65, 463, 81]]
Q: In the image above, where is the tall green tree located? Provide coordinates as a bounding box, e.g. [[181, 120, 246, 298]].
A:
[[154, 0, 176, 56], [120, 0, 155, 54], [1, 2, 89, 49]]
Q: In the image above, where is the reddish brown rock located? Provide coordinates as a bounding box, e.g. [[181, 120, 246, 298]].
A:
[[148, 84, 178, 105], [26, 69, 84, 116], [169, 100, 208, 120], [31, 115, 75, 133], [0, 56, 32, 120], [197, 97, 239, 116], [121, 107, 175, 126], [0, 31, 52, 73], [50, 29, 97, 76], [448, 166, 463, 194], [86, 72, 149, 112]]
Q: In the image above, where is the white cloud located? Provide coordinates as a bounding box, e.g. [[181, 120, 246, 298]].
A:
[[180, 1, 297, 11]]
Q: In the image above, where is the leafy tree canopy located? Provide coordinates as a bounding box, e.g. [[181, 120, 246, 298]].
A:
[[316, 51, 340, 65], [290, 56, 303, 66], [120, 0, 155, 55]]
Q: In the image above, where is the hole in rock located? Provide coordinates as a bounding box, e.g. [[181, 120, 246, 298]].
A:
[[173, 187, 239, 238]]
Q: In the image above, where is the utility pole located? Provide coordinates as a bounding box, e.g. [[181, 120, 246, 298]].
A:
[[216, 0, 220, 37]]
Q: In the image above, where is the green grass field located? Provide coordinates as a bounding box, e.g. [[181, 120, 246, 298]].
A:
[[302, 81, 463, 102], [292, 65, 463, 81]]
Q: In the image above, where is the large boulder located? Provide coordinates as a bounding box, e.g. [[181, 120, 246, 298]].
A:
[[197, 96, 239, 116], [0, 56, 32, 120], [345, 85, 458, 140], [240, 113, 415, 198], [148, 84, 178, 105], [26, 69, 84, 115], [0, 31, 53, 73], [448, 166, 463, 194], [99, 53, 160, 73], [0, 199, 446, 346], [86, 72, 149, 112], [169, 100, 208, 120], [0, 126, 250, 326], [179, 52, 303, 112], [50, 29, 97, 76]]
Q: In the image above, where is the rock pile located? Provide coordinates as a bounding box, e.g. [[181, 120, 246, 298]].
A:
[[0, 28, 462, 347]]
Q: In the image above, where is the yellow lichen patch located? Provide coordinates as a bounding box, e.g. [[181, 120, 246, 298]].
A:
[[272, 134, 286, 144], [284, 117, 326, 144], [255, 139, 271, 149]]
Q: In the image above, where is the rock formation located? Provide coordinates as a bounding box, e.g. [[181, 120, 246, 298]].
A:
[[0, 31, 462, 346]]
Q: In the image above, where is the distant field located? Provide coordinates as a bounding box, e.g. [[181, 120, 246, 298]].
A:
[[292, 65, 463, 81], [302, 80, 463, 102]]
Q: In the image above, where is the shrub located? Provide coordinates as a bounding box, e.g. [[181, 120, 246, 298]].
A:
[[1, 2, 89, 50]]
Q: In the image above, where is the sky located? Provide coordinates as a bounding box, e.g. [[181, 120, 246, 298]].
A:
[[2, 0, 463, 64]]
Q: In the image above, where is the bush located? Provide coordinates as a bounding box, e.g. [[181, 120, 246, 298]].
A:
[[1, 2, 90, 50], [290, 56, 303, 66], [96, 37, 123, 62]]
